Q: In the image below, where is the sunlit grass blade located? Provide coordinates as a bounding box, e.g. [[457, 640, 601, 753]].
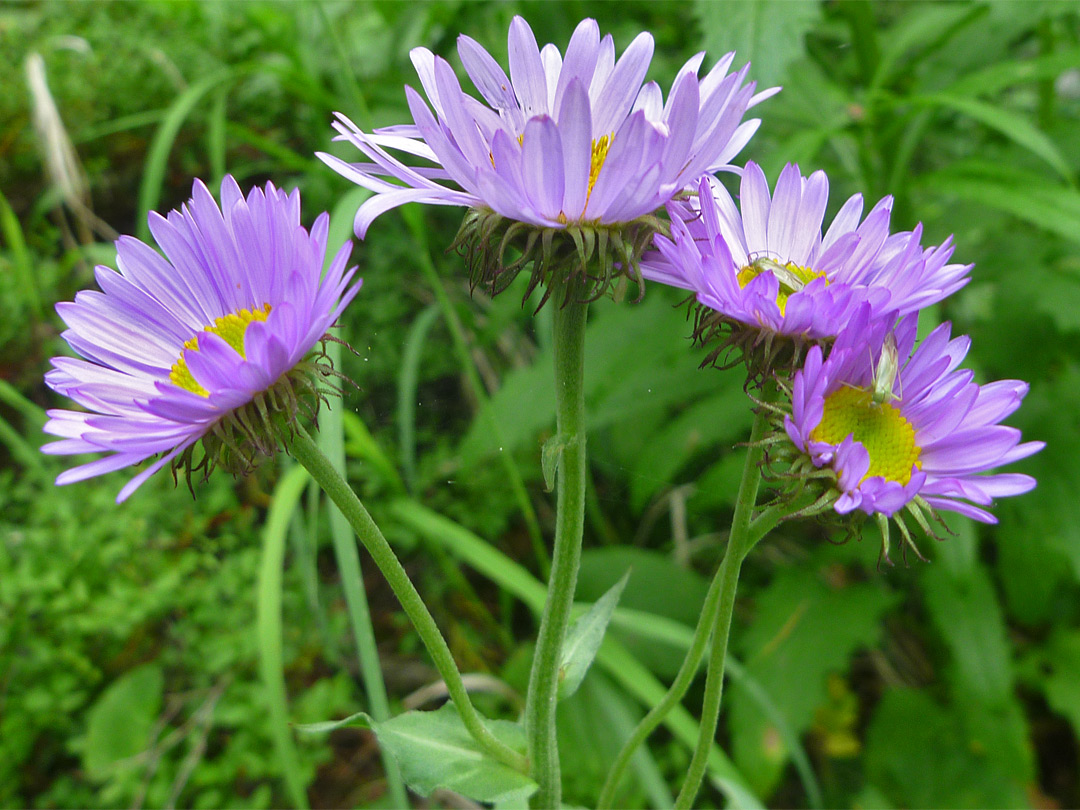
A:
[[257, 464, 311, 810]]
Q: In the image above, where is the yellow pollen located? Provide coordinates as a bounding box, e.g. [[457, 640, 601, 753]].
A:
[[737, 259, 827, 315], [810, 386, 921, 485], [168, 304, 272, 397], [586, 133, 612, 203], [497, 131, 614, 222]]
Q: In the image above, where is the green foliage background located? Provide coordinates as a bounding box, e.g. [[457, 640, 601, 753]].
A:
[[1, 1, 1078, 807]]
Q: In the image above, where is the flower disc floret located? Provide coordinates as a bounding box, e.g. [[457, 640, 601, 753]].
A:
[[643, 163, 972, 372], [783, 307, 1043, 531], [810, 387, 920, 485], [43, 177, 362, 502]]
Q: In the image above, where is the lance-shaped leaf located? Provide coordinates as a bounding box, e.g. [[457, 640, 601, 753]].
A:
[[558, 570, 630, 700], [298, 703, 536, 804]]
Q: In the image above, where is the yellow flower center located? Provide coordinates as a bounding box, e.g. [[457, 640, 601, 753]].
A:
[[586, 134, 612, 203], [810, 386, 921, 484], [169, 304, 272, 397], [737, 259, 827, 315]]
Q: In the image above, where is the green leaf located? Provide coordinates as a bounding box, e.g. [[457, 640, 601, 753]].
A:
[[906, 93, 1073, 182], [82, 664, 163, 779], [922, 565, 1012, 705], [870, 4, 983, 92], [944, 44, 1080, 98], [540, 434, 563, 493], [360, 704, 537, 805], [577, 547, 709, 678], [559, 571, 629, 700], [629, 378, 751, 511], [865, 689, 1028, 808], [458, 295, 718, 470], [693, 0, 821, 89], [1019, 630, 1080, 732], [729, 567, 899, 797], [918, 162, 1080, 248], [557, 672, 673, 809], [294, 711, 370, 735]]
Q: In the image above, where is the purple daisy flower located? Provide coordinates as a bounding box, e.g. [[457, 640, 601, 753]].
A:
[[43, 176, 362, 502], [783, 307, 1042, 535], [644, 163, 972, 344], [317, 16, 777, 236]]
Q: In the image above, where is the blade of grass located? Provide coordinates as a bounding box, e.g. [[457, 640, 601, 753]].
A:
[[399, 204, 549, 578], [869, 4, 984, 94], [75, 109, 166, 144], [598, 638, 763, 809], [258, 464, 312, 810], [586, 674, 674, 809], [137, 66, 252, 241], [0, 187, 42, 319], [208, 87, 227, 189], [320, 396, 409, 809], [944, 44, 1080, 99], [918, 163, 1080, 247], [315, 1, 373, 130], [224, 122, 321, 174], [321, 189, 409, 808], [904, 93, 1074, 184], [398, 304, 440, 492], [0, 412, 45, 474], [0, 378, 47, 427]]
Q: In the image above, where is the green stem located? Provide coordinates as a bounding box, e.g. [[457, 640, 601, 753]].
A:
[[318, 384, 409, 808], [598, 409, 781, 808], [288, 424, 527, 774], [674, 407, 770, 809], [524, 295, 589, 809], [597, 555, 726, 808]]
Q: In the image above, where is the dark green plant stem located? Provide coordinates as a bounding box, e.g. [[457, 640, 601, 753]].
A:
[[674, 406, 770, 809], [318, 383, 409, 809], [596, 550, 726, 808], [288, 424, 528, 774], [524, 295, 589, 810], [598, 410, 790, 807]]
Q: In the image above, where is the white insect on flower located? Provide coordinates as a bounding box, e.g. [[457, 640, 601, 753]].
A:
[[869, 332, 902, 406], [748, 255, 809, 297]]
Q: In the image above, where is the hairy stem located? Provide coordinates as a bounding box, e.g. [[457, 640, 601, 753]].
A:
[[524, 295, 589, 809], [289, 424, 528, 773], [674, 406, 770, 808]]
